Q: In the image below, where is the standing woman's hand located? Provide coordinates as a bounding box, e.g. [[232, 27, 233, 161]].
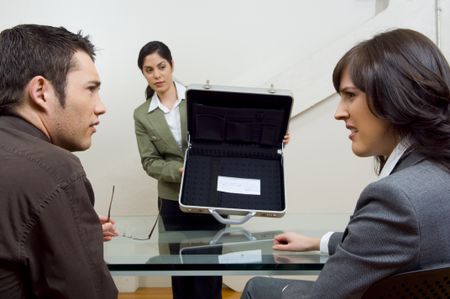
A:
[[283, 131, 291, 145]]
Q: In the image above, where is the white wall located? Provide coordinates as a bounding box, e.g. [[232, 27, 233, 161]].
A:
[[440, 0, 450, 59], [2, 0, 449, 290], [0, 0, 377, 216]]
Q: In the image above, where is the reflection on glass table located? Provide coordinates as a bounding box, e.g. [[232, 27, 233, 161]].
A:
[[104, 213, 348, 276]]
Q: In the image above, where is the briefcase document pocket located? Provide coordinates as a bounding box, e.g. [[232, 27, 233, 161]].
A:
[[179, 84, 293, 224]]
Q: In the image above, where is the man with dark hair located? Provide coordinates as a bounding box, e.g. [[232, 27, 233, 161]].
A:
[[0, 24, 118, 298]]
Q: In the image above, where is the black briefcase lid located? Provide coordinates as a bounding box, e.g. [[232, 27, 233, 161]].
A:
[[185, 84, 293, 148]]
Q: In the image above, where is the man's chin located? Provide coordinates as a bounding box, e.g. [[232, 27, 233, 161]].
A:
[[57, 140, 91, 152], [74, 142, 91, 152]]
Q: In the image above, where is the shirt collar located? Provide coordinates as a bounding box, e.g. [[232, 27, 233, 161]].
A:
[[0, 114, 50, 143], [148, 81, 186, 113], [378, 136, 412, 179]]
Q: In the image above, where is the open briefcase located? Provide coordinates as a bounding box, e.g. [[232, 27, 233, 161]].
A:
[[179, 83, 293, 225]]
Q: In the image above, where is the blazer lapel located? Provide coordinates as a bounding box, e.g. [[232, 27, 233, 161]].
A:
[[147, 109, 180, 152]]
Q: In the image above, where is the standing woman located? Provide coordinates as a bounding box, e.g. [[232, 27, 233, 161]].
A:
[[133, 41, 224, 299]]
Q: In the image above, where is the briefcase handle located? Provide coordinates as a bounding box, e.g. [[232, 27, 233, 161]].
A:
[[209, 209, 256, 225]]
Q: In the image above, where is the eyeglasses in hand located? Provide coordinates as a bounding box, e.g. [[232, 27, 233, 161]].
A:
[[106, 185, 115, 223], [107, 184, 159, 241]]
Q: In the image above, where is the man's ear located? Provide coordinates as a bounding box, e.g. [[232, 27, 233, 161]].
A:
[[25, 76, 55, 112]]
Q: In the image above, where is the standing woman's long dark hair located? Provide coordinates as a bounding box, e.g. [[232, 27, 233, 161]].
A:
[[332, 28, 450, 173], [137, 41, 173, 99]]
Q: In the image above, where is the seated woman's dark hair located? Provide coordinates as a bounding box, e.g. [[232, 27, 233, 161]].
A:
[[332, 28, 450, 172], [137, 41, 173, 99]]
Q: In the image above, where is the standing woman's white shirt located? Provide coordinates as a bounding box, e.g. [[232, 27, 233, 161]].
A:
[[147, 81, 186, 150]]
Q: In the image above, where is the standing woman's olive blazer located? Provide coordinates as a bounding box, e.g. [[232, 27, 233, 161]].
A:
[[133, 83, 188, 201]]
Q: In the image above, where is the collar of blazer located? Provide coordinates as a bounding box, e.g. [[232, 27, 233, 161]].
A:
[[391, 150, 426, 174], [147, 81, 187, 113]]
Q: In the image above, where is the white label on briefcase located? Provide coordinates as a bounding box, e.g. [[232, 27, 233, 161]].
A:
[[217, 176, 261, 195]]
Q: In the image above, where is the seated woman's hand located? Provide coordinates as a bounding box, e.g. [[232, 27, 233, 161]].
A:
[[273, 231, 320, 252]]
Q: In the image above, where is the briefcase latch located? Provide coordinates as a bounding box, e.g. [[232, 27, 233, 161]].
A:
[[268, 83, 276, 94], [203, 80, 212, 90]]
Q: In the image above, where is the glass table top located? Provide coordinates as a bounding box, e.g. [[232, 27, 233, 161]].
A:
[[104, 213, 349, 275]]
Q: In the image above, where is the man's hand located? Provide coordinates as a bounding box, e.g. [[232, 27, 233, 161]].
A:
[[99, 215, 119, 241]]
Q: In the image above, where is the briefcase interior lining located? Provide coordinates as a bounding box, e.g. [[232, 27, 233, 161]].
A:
[[182, 149, 284, 211], [180, 85, 292, 216]]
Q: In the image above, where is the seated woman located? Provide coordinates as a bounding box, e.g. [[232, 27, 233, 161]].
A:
[[241, 28, 450, 298]]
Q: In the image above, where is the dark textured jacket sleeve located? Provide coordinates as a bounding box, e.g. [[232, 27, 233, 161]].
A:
[[23, 177, 117, 299]]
